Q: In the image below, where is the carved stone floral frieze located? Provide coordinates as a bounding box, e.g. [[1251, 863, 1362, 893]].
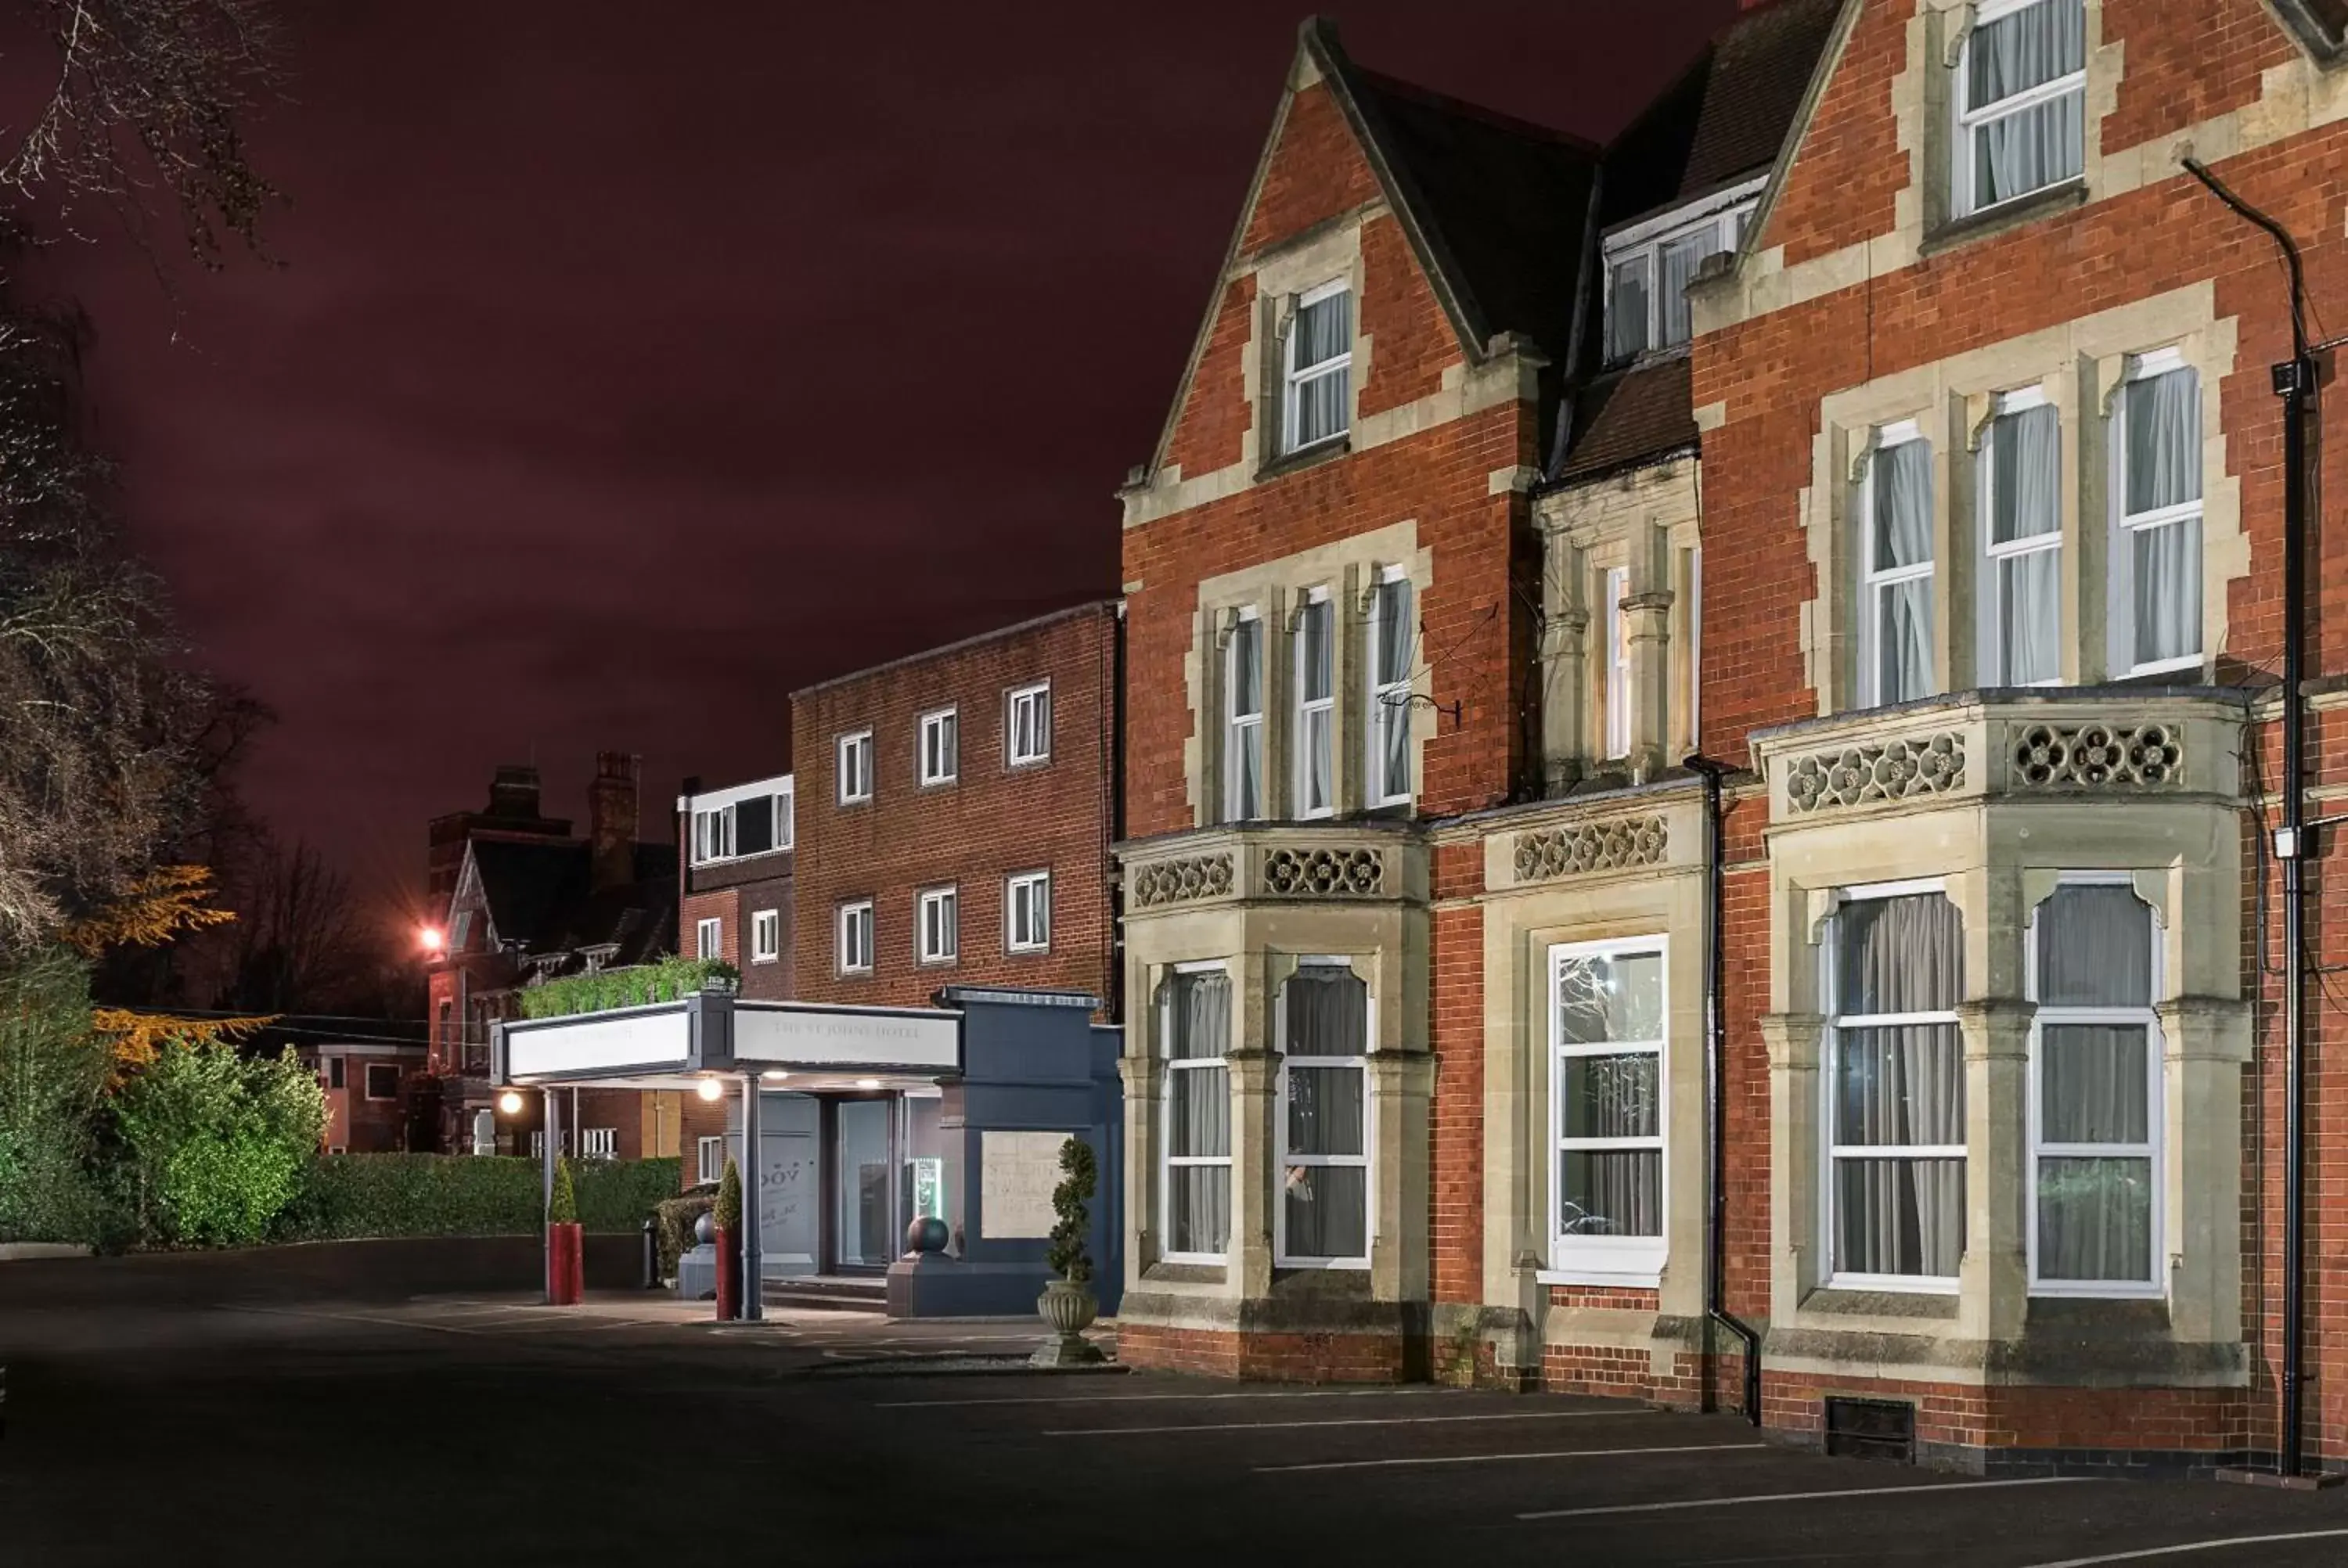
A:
[[1513, 817, 1669, 883], [1130, 854, 1234, 908], [1261, 847, 1385, 897], [1784, 732, 1967, 813], [2010, 723, 2183, 789]]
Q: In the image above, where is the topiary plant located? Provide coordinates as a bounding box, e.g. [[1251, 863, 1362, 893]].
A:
[[1045, 1136, 1096, 1284], [548, 1156, 578, 1225], [715, 1154, 742, 1233]]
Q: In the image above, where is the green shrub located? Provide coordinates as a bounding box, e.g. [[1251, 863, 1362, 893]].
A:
[[0, 951, 113, 1246], [518, 957, 740, 1020], [1046, 1135, 1096, 1283], [112, 1040, 326, 1247], [278, 1154, 679, 1240], [549, 1157, 578, 1224], [714, 1154, 741, 1232]]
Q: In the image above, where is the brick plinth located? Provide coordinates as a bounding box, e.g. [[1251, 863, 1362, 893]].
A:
[[1116, 1322, 1418, 1383]]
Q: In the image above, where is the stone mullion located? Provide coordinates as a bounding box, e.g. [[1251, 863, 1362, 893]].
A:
[[1957, 997, 2033, 1342], [1624, 589, 1674, 784], [1761, 1012, 1824, 1323], [1227, 1046, 1278, 1296], [2157, 994, 2250, 1346], [1121, 1050, 1164, 1274]]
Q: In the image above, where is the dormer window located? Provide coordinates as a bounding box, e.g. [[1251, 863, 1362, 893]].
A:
[[1954, 0, 2085, 218], [1602, 193, 1756, 362], [689, 782, 793, 865], [1281, 282, 1352, 454]]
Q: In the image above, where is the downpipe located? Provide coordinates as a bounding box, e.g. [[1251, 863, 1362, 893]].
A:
[[1687, 753, 1762, 1426]]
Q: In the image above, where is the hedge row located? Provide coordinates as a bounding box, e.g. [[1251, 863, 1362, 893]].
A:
[[278, 1154, 681, 1240]]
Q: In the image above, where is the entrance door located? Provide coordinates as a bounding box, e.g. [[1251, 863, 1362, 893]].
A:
[[834, 1099, 895, 1271], [758, 1094, 819, 1277]]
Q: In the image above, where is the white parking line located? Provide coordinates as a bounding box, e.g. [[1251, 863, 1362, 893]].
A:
[[2021, 1530, 2348, 1567], [877, 1387, 1467, 1409], [1518, 1476, 2086, 1520], [1260, 1440, 1768, 1474], [1046, 1409, 1637, 1437]]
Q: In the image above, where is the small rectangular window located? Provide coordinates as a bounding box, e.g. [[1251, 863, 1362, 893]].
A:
[[365, 1063, 402, 1101], [1282, 282, 1352, 453], [917, 707, 958, 786], [1295, 591, 1334, 818], [1007, 871, 1051, 954], [751, 908, 780, 964], [734, 796, 775, 858], [1226, 610, 1264, 822], [837, 901, 874, 975], [917, 886, 958, 966], [692, 807, 732, 865], [697, 1135, 726, 1185], [1602, 198, 1753, 362], [697, 917, 722, 962], [1954, 0, 2087, 217], [1007, 681, 1052, 766], [1367, 573, 1413, 805], [1858, 423, 1936, 707], [2116, 353, 2202, 674], [837, 730, 874, 804], [1981, 391, 2062, 686], [328, 1055, 346, 1091], [1603, 566, 1632, 761]]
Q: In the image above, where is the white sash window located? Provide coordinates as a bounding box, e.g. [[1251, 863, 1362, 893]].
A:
[[1857, 423, 1936, 707], [1277, 962, 1371, 1268], [1550, 937, 1668, 1284], [1225, 610, 1264, 822], [2113, 351, 2203, 674], [1367, 571, 1414, 806], [1282, 282, 1352, 453], [1981, 390, 2063, 685], [1161, 968, 1232, 1262], [1295, 590, 1334, 818], [1954, 0, 2086, 217]]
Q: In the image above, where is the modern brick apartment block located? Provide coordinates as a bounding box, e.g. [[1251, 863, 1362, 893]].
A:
[[790, 601, 1122, 1014], [1114, 0, 2348, 1476], [679, 772, 795, 1002]]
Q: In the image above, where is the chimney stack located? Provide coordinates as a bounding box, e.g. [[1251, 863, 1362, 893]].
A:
[[488, 764, 543, 820], [589, 752, 640, 890]]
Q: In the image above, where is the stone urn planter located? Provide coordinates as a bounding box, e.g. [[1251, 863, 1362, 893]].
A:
[[1031, 1136, 1107, 1367]]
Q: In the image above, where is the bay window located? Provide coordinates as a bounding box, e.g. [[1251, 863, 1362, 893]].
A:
[[1981, 390, 2062, 685], [1161, 967, 1233, 1262], [2029, 879, 2162, 1294], [1367, 570, 1413, 806], [1550, 937, 1668, 1282], [1226, 609, 1264, 822], [1282, 282, 1352, 453], [1277, 962, 1370, 1268], [1295, 590, 1334, 818], [1824, 885, 1964, 1289], [2115, 352, 2202, 674], [1954, 0, 2086, 217], [1857, 423, 1936, 707]]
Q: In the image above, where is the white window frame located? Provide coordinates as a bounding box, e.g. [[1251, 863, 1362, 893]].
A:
[[2026, 874, 2165, 1299], [750, 908, 780, 966], [697, 1135, 726, 1185], [1160, 962, 1233, 1265], [1225, 607, 1264, 822], [1273, 958, 1374, 1271], [1856, 420, 1936, 709], [696, 917, 722, 962], [1367, 568, 1414, 807], [2112, 347, 2204, 677], [691, 807, 733, 865], [1979, 386, 2064, 688], [1006, 680, 1052, 768], [1280, 279, 1352, 455], [1294, 587, 1335, 818], [364, 1062, 402, 1102], [837, 900, 874, 976], [1952, 0, 2088, 221], [1820, 877, 1965, 1293], [1544, 935, 1669, 1286], [1602, 565, 1632, 761], [917, 885, 958, 966], [1006, 869, 1050, 954], [917, 706, 958, 787], [1600, 186, 1760, 361], [836, 729, 874, 805], [686, 779, 794, 864], [1683, 545, 1702, 749]]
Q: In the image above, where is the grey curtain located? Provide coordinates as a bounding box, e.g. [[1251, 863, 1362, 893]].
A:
[[1171, 1167, 1230, 1257], [2035, 885, 2155, 1282], [1968, 0, 2085, 208], [1299, 599, 1332, 814], [1374, 578, 1413, 799], [1561, 1149, 1662, 1239], [1168, 971, 1230, 1061], [2127, 365, 2202, 666], [1871, 439, 1936, 703], [1165, 973, 1232, 1257], [1835, 893, 1965, 1277], [2037, 883, 2152, 1006], [1990, 402, 2062, 685], [1607, 255, 1649, 361], [1230, 619, 1262, 818], [2037, 1156, 2152, 1282], [1658, 223, 1724, 347], [1284, 966, 1366, 1056], [1284, 1167, 1367, 1260], [1291, 291, 1350, 447]]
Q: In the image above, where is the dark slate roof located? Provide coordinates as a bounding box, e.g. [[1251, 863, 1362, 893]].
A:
[[471, 838, 677, 968], [1555, 356, 1699, 482], [1345, 63, 1599, 364], [1601, 0, 1846, 230], [471, 839, 587, 948], [526, 878, 678, 969]]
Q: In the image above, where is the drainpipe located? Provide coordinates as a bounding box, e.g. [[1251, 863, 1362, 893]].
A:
[[2181, 156, 2315, 1479], [1685, 753, 1762, 1425]]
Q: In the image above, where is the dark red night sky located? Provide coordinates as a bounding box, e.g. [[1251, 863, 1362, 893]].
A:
[[57, 0, 1736, 900]]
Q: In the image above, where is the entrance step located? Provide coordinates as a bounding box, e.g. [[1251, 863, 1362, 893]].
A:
[[762, 1275, 887, 1312]]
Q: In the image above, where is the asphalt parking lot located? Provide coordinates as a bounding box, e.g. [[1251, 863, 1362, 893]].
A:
[[5, 1242, 2348, 1566]]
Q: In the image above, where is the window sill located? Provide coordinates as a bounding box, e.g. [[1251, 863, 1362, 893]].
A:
[[1536, 1266, 1662, 1291], [917, 778, 958, 792], [1143, 1260, 1228, 1286], [1921, 179, 2088, 259], [1255, 436, 1352, 484], [1801, 1285, 1961, 1319], [750, 956, 778, 966], [1007, 756, 1052, 771]]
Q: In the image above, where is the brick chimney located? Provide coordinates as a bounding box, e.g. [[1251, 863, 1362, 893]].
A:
[[488, 764, 543, 819], [588, 752, 640, 890]]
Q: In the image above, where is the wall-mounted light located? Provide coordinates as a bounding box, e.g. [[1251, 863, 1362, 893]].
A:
[[855, 1078, 881, 1091], [419, 925, 446, 955], [695, 1078, 726, 1102], [497, 1090, 523, 1116], [761, 1070, 789, 1081]]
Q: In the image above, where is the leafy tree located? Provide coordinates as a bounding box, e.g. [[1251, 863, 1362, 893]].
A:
[[110, 1037, 322, 1246], [0, 947, 110, 1242], [1046, 1136, 1096, 1284]]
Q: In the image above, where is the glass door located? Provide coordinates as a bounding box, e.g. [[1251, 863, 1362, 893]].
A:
[[834, 1099, 895, 1271]]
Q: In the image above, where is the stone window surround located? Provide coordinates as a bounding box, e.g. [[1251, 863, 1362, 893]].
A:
[[1186, 520, 1434, 826], [1758, 790, 2248, 1372], [1799, 283, 2240, 717], [1536, 462, 1702, 789]]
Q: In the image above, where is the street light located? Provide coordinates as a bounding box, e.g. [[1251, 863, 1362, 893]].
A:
[[419, 925, 445, 955], [497, 1090, 523, 1116]]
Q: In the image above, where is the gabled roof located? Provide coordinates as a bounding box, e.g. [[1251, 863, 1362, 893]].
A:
[[1138, 18, 1598, 481]]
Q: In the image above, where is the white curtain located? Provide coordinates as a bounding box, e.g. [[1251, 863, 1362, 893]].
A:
[[1658, 224, 1721, 347], [1167, 973, 1231, 1256], [1835, 894, 1965, 1277], [1374, 578, 1413, 800], [1990, 403, 2061, 684], [2127, 367, 2202, 666], [1871, 440, 1935, 702], [1968, 0, 2085, 208], [1230, 620, 1262, 818], [1299, 601, 1332, 813], [1290, 292, 1351, 448], [1608, 255, 1649, 361]]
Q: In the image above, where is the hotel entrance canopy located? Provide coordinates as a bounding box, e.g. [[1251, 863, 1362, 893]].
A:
[[492, 993, 961, 1093]]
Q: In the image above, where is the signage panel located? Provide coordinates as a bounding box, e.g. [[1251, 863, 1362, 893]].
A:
[[506, 1007, 690, 1078], [733, 1005, 958, 1071]]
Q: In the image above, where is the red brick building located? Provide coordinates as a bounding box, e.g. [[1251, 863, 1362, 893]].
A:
[[301, 1041, 429, 1153], [678, 771, 794, 1003], [1111, 1, 2348, 1477], [791, 602, 1122, 1013]]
